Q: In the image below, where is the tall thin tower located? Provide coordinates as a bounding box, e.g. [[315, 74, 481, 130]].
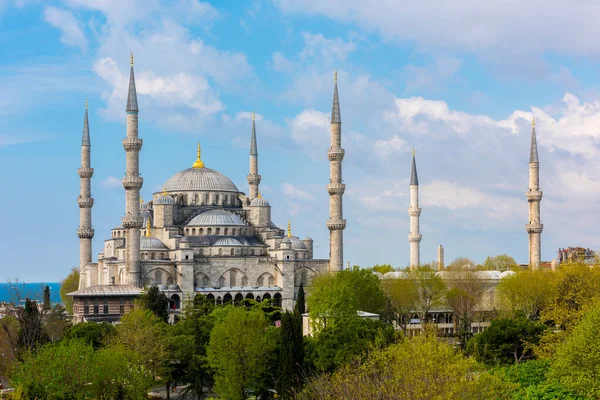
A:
[[77, 98, 94, 287], [122, 53, 144, 286], [408, 149, 422, 269], [526, 117, 543, 270], [327, 70, 346, 273], [247, 111, 261, 199]]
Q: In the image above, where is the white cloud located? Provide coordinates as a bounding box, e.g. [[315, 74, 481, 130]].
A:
[[271, 52, 295, 73], [404, 55, 461, 93], [287, 109, 330, 155], [101, 176, 122, 189], [300, 33, 356, 67], [282, 183, 316, 201], [275, 0, 600, 59], [43, 6, 87, 50], [372, 135, 406, 161]]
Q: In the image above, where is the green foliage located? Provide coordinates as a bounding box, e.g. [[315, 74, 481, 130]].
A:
[[11, 339, 96, 399], [207, 306, 277, 400], [483, 254, 518, 271], [300, 334, 501, 399], [446, 257, 476, 270], [277, 311, 304, 398], [406, 268, 446, 322], [467, 316, 546, 365], [295, 283, 306, 315], [64, 322, 116, 349], [498, 270, 556, 320], [305, 315, 395, 373], [370, 264, 395, 274], [16, 298, 47, 355], [381, 276, 418, 332], [59, 267, 79, 315], [549, 302, 600, 398], [307, 267, 389, 328], [139, 285, 170, 323]]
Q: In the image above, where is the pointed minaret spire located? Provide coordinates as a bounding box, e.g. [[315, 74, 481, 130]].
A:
[[526, 116, 543, 270], [126, 51, 138, 113], [78, 97, 95, 289], [247, 111, 261, 198], [122, 53, 143, 287], [327, 70, 346, 273], [408, 148, 422, 270]]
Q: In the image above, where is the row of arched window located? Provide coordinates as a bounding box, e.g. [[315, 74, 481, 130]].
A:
[[184, 227, 253, 236], [141, 252, 169, 260], [194, 271, 276, 288], [204, 292, 282, 307], [167, 193, 241, 207]]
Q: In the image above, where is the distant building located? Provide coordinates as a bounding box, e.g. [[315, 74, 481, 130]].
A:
[[557, 247, 595, 264]]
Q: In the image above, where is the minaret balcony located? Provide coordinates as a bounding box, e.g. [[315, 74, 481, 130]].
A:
[[122, 176, 144, 189], [328, 147, 345, 161], [122, 137, 143, 152], [526, 190, 543, 202], [408, 207, 421, 217], [77, 196, 94, 208], [327, 182, 346, 195], [122, 215, 143, 229], [408, 233, 422, 242], [78, 167, 94, 178], [526, 223, 543, 234], [326, 218, 346, 231], [77, 227, 95, 239], [247, 174, 262, 185]]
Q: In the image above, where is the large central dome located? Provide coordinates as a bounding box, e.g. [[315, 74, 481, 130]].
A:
[[162, 168, 239, 193]]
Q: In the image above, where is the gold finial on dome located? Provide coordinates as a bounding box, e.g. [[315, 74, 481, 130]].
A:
[[145, 217, 151, 237], [130, 51, 134, 67], [334, 69, 337, 83], [192, 141, 205, 169], [258, 191, 262, 198], [287, 219, 292, 237], [163, 187, 167, 196]]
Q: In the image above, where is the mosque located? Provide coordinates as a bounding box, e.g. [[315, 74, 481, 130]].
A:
[[69, 56, 346, 322]]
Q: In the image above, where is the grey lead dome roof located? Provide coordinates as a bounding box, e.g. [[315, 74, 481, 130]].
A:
[[140, 236, 168, 250], [163, 167, 239, 193], [188, 209, 246, 226]]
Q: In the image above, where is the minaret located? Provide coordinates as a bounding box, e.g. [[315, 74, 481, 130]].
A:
[[77, 98, 94, 287], [408, 148, 422, 270], [526, 117, 543, 270], [437, 244, 444, 271], [327, 70, 346, 273], [122, 53, 144, 287], [247, 111, 261, 199]]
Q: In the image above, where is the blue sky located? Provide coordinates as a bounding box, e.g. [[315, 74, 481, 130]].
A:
[[2, 0, 600, 281]]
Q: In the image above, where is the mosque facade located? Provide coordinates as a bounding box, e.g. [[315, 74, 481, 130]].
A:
[[69, 58, 344, 322]]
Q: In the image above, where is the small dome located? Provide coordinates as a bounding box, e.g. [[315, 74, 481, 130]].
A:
[[213, 237, 243, 246], [372, 271, 384, 279], [474, 270, 502, 280], [188, 209, 246, 226], [155, 195, 175, 205], [385, 271, 408, 279], [500, 270, 516, 279], [140, 236, 168, 250], [288, 236, 306, 250], [163, 167, 239, 193], [303, 236, 313, 241], [250, 197, 270, 207], [140, 199, 149, 211]]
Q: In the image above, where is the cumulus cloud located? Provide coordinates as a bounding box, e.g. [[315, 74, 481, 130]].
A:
[[43, 6, 87, 50], [372, 135, 406, 161], [300, 33, 356, 67], [100, 176, 122, 189]]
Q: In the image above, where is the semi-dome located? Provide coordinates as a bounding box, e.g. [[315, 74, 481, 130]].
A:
[[155, 194, 175, 205], [140, 236, 168, 250], [187, 209, 246, 226], [163, 168, 239, 193], [289, 236, 307, 250], [213, 237, 243, 246], [250, 197, 270, 207]]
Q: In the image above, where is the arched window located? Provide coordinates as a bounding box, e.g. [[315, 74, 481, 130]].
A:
[[224, 228, 228, 235], [206, 294, 215, 303], [230, 248, 234, 256], [250, 249, 255, 256], [185, 228, 189, 235], [150, 253, 155, 260], [223, 293, 232, 304], [230, 270, 237, 286], [224, 195, 228, 205], [216, 228, 221, 235], [154, 270, 162, 285], [194, 194, 199, 204], [234, 293, 243, 305], [202, 276, 210, 287], [170, 294, 181, 310], [231, 228, 236, 236], [184, 194, 189, 205], [219, 276, 225, 287], [274, 293, 282, 307], [263, 293, 272, 300], [242, 276, 248, 286], [257, 276, 264, 286], [192, 228, 196, 235], [216, 194, 220, 204], [218, 248, 223, 256], [205, 193, 209, 204], [245, 293, 254, 300], [208, 228, 212, 235], [199, 228, 204, 235]]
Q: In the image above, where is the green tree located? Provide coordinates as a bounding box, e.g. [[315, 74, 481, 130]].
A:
[[307, 267, 389, 329], [498, 270, 556, 320], [16, 298, 47, 355], [11, 339, 95, 399], [277, 311, 304, 398], [306, 315, 395, 373], [381, 276, 418, 333], [139, 286, 170, 323], [370, 264, 395, 274], [295, 283, 306, 314], [446, 257, 476, 270], [467, 316, 546, 365], [207, 306, 277, 400], [482, 254, 518, 271], [59, 267, 80, 315], [406, 268, 446, 324], [64, 322, 116, 349], [549, 302, 600, 398]]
